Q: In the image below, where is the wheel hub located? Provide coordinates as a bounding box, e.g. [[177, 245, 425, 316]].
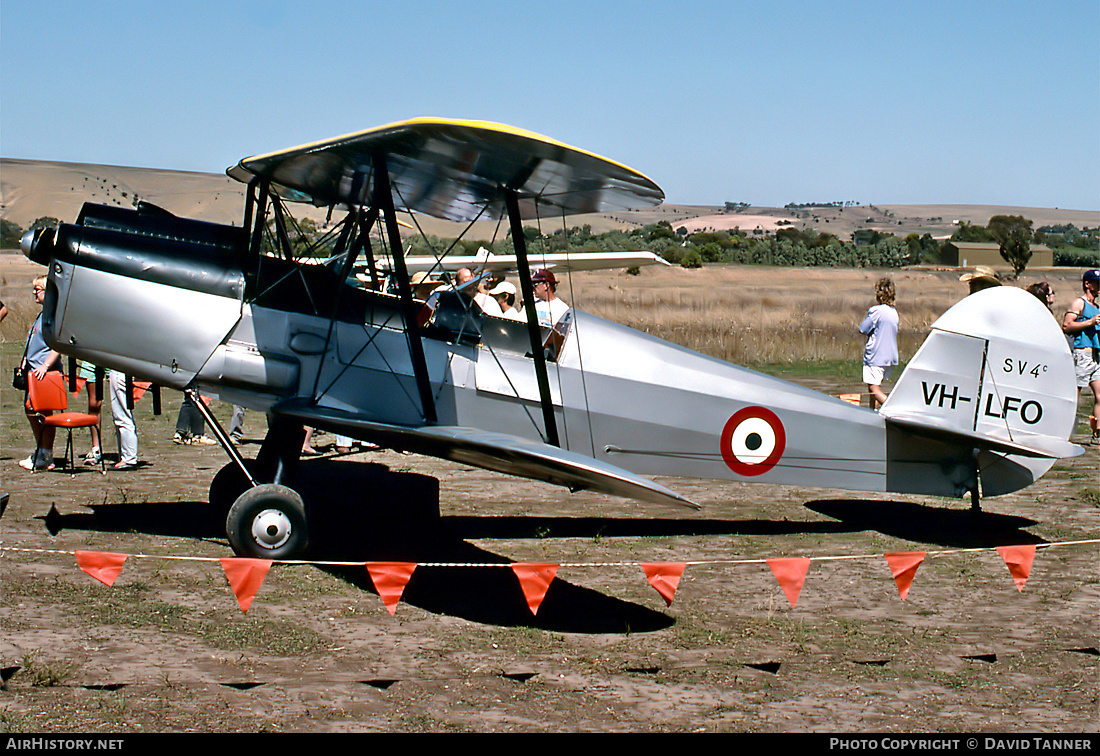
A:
[[250, 508, 293, 550]]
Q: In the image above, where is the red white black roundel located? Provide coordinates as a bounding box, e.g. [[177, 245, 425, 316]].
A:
[[720, 407, 786, 477]]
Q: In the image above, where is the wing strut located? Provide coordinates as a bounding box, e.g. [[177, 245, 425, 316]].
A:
[[373, 155, 437, 424], [505, 187, 560, 447]]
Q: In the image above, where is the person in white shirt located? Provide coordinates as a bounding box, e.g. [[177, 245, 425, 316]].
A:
[[472, 274, 504, 317], [858, 277, 899, 410], [488, 280, 521, 320], [530, 269, 570, 328]]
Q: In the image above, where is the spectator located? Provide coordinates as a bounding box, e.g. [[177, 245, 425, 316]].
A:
[[530, 269, 571, 327], [18, 277, 61, 470], [228, 405, 246, 444], [173, 393, 215, 445], [1062, 269, 1100, 445], [858, 277, 899, 410], [77, 362, 103, 466], [108, 371, 140, 470], [959, 266, 1001, 295], [1026, 281, 1055, 313], [489, 280, 521, 320], [473, 274, 504, 317]]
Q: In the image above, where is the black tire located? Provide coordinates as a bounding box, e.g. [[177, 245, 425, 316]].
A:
[[226, 484, 309, 559], [209, 460, 262, 513]]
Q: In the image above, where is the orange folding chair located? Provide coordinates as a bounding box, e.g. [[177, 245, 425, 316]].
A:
[[26, 371, 104, 474]]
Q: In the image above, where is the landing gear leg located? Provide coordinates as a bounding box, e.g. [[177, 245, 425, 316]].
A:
[[208, 414, 306, 510], [968, 449, 982, 514], [969, 485, 982, 513], [255, 414, 307, 487]]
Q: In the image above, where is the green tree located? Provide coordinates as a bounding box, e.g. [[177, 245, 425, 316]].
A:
[[1, 219, 24, 248], [951, 221, 993, 242], [30, 217, 61, 231], [987, 214, 1033, 276], [645, 221, 676, 242], [680, 249, 703, 268]]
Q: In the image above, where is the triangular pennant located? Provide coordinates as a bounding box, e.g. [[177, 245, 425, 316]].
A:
[[75, 550, 128, 587], [996, 545, 1036, 592], [365, 562, 417, 615], [883, 551, 926, 601], [767, 557, 811, 609], [511, 563, 558, 615], [641, 563, 686, 607], [70, 376, 87, 398], [132, 380, 152, 403], [220, 558, 273, 612]]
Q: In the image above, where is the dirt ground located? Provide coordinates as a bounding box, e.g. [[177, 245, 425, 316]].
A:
[[1, 256, 1097, 733]]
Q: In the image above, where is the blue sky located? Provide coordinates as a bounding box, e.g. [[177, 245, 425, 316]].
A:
[[2, 0, 1097, 210]]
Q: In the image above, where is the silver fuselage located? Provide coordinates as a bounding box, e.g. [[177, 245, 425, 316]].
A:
[[34, 214, 994, 501]]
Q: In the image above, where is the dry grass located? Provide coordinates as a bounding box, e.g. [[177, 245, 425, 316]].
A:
[[558, 264, 1033, 366]]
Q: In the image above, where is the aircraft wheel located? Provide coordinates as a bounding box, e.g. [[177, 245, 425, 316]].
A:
[[226, 484, 309, 559], [209, 461, 261, 513]]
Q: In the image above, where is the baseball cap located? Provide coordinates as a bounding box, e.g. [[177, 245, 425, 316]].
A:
[[530, 269, 557, 286]]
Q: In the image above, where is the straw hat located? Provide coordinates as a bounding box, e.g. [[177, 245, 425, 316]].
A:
[[959, 266, 1001, 286]]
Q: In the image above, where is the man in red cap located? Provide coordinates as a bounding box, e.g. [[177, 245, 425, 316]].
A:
[[530, 269, 571, 328]]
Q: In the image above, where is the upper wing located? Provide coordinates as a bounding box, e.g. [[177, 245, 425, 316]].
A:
[[227, 117, 664, 223], [274, 401, 699, 510]]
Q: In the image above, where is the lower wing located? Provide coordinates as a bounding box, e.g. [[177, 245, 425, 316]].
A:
[[274, 401, 699, 510]]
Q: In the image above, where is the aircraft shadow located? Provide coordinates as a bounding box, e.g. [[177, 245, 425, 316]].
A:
[[300, 461, 677, 632], [38, 461, 679, 632], [35, 459, 1046, 629], [804, 499, 1045, 548]]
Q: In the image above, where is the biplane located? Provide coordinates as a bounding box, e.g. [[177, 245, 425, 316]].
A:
[[22, 117, 1083, 558]]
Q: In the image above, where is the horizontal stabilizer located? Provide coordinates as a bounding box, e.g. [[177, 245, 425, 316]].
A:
[[885, 413, 1084, 459], [274, 401, 699, 510]]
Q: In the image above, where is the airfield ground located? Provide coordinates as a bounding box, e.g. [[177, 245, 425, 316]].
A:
[[0, 254, 1097, 733]]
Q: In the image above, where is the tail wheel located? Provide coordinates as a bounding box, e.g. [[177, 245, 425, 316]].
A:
[[226, 484, 309, 559]]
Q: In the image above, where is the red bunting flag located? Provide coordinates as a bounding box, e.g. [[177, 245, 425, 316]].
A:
[[220, 558, 273, 612], [996, 545, 1037, 592], [767, 557, 811, 609], [883, 552, 926, 600], [75, 550, 128, 587], [131, 380, 152, 403], [641, 563, 686, 607], [365, 562, 417, 615], [511, 563, 558, 615]]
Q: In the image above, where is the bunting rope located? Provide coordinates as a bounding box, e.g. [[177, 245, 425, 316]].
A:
[[1, 539, 1096, 615], [2, 539, 1096, 567]]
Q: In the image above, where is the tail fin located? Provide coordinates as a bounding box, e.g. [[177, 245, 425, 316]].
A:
[[881, 287, 1082, 494]]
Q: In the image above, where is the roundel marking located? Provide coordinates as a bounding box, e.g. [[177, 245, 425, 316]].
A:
[[720, 406, 786, 477]]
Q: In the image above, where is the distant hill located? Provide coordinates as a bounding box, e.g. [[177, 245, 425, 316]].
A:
[[3, 158, 1097, 243]]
